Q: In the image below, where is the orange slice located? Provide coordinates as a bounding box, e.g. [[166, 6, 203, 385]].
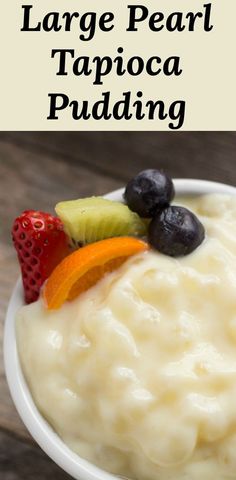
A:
[[43, 237, 148, 310]]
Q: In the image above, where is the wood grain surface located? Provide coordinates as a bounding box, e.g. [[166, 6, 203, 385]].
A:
[[0, 132, 235, 479]]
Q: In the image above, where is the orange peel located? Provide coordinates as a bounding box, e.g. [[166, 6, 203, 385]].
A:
[[43, 237, 148, 310]]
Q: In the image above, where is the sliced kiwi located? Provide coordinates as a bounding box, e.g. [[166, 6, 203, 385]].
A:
[[55, 196, 147, 245]]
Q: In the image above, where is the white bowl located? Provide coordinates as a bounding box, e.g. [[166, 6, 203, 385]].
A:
[[4, 179, 236, 480]]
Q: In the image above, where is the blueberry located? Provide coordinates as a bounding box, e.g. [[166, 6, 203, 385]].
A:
[[148, 206, 205, 257], [124, 169, 175, 218]]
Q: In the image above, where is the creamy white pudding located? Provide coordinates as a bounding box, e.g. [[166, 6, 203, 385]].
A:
[[17, 194, 236, 480]]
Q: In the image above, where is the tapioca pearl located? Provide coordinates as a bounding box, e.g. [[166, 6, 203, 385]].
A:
[[113, 366, 139, 384], [110, 367, 140, 398], [162, 311, 197, 353], [148, 425, 196, 468], [197, 195, 231, 218], [106, 380, 154, 421], [97, 397, 124, 430], [138, 414, 197, 468], [127, 387, 155, 418], [132, 308, 161, 340], [184, 393, 228, 442], [200, 410, 229, 443], [218, 434, 236, 476], [95, 445, 129, 474], [134, 272, 179, 312]]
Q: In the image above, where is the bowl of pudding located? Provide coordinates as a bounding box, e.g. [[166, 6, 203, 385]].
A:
[[4, 178, 236, 480]]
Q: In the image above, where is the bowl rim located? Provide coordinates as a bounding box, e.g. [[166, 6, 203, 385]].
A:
[[4, 178, 236, 480]]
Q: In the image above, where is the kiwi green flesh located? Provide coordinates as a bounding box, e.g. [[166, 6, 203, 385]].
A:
[[55, 197, 147, 244]]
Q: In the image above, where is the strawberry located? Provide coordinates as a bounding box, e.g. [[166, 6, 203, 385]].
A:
[[12, 210, 71, 304]]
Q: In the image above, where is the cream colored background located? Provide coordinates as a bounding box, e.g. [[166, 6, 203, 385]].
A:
[[0, 0, 235, 130]]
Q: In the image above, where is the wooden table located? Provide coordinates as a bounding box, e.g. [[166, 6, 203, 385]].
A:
[[0, 132, 235, 479]]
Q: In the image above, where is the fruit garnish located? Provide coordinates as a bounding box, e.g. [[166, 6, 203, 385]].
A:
[[55, 197, 146, 245], [148, 206, 205, 257], [124, 169, 175, 218], [43, 237, 148, 310], [12, 210, 71, 304]]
